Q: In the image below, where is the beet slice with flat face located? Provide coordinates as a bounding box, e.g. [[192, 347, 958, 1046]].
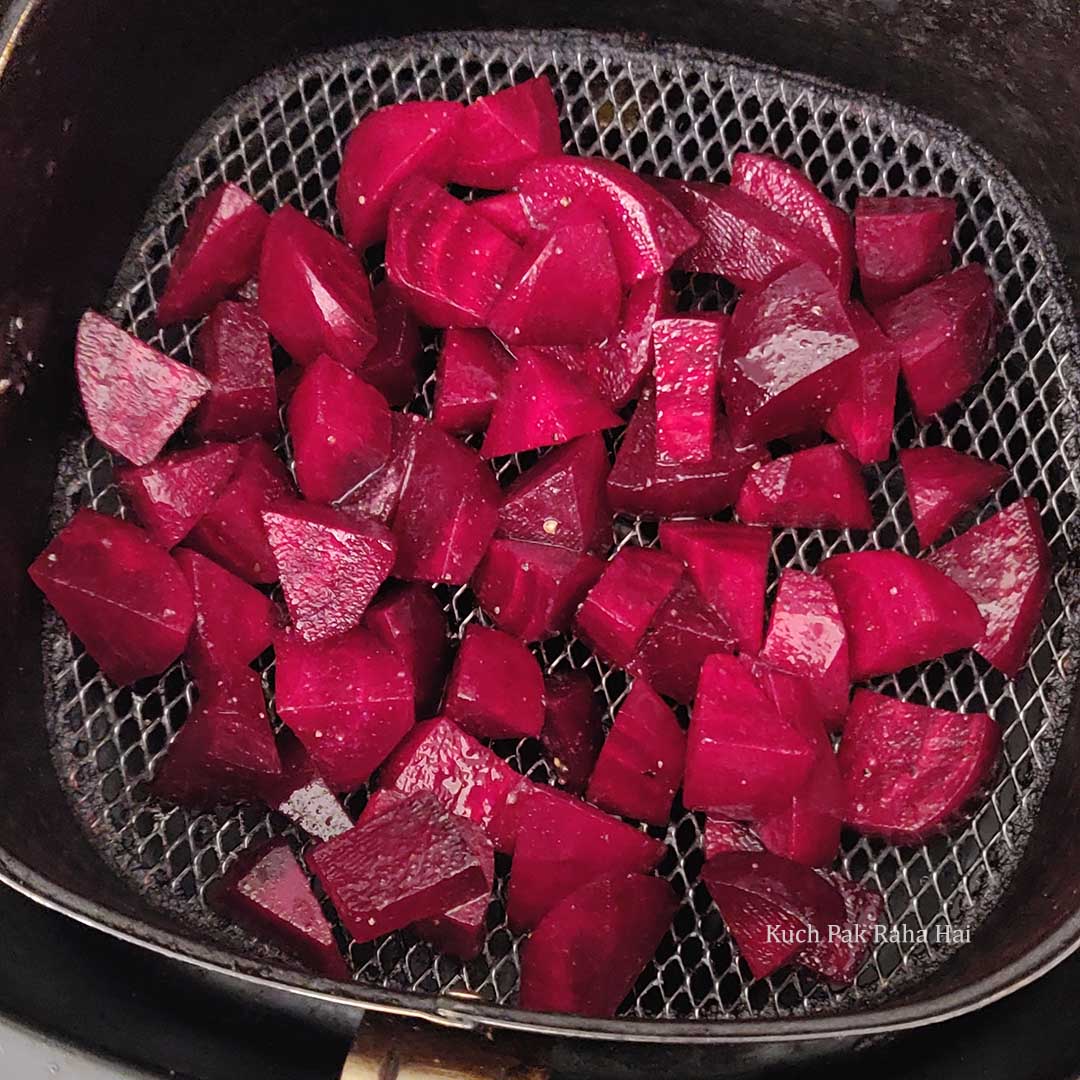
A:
[[361, 284, 423, 408], [433, 329, 514, 435], [900, 446, 1009, 548], [76, 312, 211, 466], [157, 183, 269, 325], [519, 873, 678, 1018], [819, 550, 986, 680], [838, 689, 1000, 842], [587, 681, 686, 827], [855, 195, 956, 310], [736, 445, 874, 530], [274, 628, 414, 791], [339, 411, 425, 524], [258, 206, 377, 371], [30, 509, 194, 686], [704, 819, 764, 859], [797, 872, 883, 982], [540, 671, 604, 795], [287, 354, 392, 504], [927, 498, 1050, 676], [474, 192, 539, 243], [258, 730, 353, 841]]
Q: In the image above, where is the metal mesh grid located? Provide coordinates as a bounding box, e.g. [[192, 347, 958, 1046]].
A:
[[42, 34, 1079, 1022]]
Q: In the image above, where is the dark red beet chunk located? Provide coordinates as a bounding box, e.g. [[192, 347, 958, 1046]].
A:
[[704, 819, 764, 859], [540, 671, 604, 794], [838, 689, 1000, 842], [474, 192, 539, 243], [258, 731, 352, 841], [519, 873, 677, 1018], [157, 183, 269, 325], [797, 872, 882, 982], [432, 329, 513, 435], [928, 498, 1050, 676], [30, 509, 194, 686], [361, 284, 423, 408], [820, 550, 986, 680], [339, 411, 425, 525], [76, 312, 210, 466]]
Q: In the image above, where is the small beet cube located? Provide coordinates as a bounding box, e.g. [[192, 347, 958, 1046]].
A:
[[157, 183, 269, 324], [361, 284, 422, 408], [519, 873, 677, 1018], [339, 411, 425, 525], [540, 671, 604, 794], [432, 329, 513, 435], [258, 730, 353, 841], [704, 819, 764, 859], [474, 192, 539, 243], [927, 498, 1050, 676], [797, 873, 882, 983], [30, 509, 194, 685]]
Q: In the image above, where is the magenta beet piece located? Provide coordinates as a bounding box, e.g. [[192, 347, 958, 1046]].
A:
[[75, 312, 210, 466], [927, 498, 1050, 676], [702, 851, 845, 979], [514, 156, 699, 283], [573, 546, 684, 667], [30, 509, 194, 685], [519, 873, 677, 1018], [337, 101, 463, 250], [736, 445, 874, 530], [275, 628, 414, 791], [855, 195, 956, 309], [258, 731, 353, 841], [360, 284, 423, 407], [432, 329, 513, 435], [540, 671, 604, 794], [340, 411, 425, 525], [587, 681, 685, 826], [157, 183, 269, 325], [117, 442, 239, 549], [287, 354, 392, 504], [820, 550, 985, 680], [901, 446, 1008, 548], [704, 819, 764, 859], [797, 873, 882, 982], [875, 264, 1001, 421], [838, 689, 1000, 842], [475, 193, 540, 244]]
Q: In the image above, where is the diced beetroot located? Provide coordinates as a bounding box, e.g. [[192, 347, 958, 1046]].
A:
[[513, 157, 699, 283], [658, 521, 771, 655], [704, 819, 764, 859], [573, 546, 684, 667], [474, 192, 541, 244], [287, 354, 392, 504], [587, 681, 685, 826], [150, 667, 281, 806], [117, 442, 239, 549], [838, 689, 1000, 842], [855, 195, 956, 310], [819, 550, 986, 680], [432, 329, 513, 435], [75, 312, 210, 466], [519, 873, 677, 1018], [186, 438, 293, 584], [607, 383, 768, 518], [157, 183, 269, 324], [701, 851, 846, 979], [359, 284, 423, 408], [362, 583, 450, 717], [736, 445, 874, 530], [258, 730, 353, 841], [274, 628, 414, 791], [797, 873, 882, 982], [386, 175, 520, 328], [441, 624, 544, 739], [497, 434, 611, 554], [927, 498, 1050, 676], [30, 509, 194, 686], [339, 411, 425, 525], [901, 446, 1008, 548], [337, 101, 464, 250], [209, 838, 347, 979], [875, 264, 1001, 421], [258, 206, 377, 370], [482, 349, 620, 459], [540, 671, 604, 794]]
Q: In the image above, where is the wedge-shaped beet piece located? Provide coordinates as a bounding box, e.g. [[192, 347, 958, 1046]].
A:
[[901, 446, 1008, 548], [287, 354, 392, 504], [433, 329, 513, 435], [797, 873, 882, 982], [514, 157, 699, 283], [702, 851, 845, 979], [587, 681, 685, 826], [519, 873, 677, 1017], [275, 628, 414, 791], [482, 349, 621, 459], [875, 264, 1001, 421], [820, 550, 985, 680], [474, 192, 539, 243], [659, 521, 771, 655], [928, 498, 1050, 676], [76, 312, 210, 466], [117, 442, 239, 549], [258, 731, 353, 841], [704, 819, 764, 859], [838, 689, 1000, 842], [541, 671, 604, 794], [855, 195, 956, 310], [737, 445, 873, 530], [158, 183, 269, 324], [361, 284, 422, 408], [30, 510, 194, 685], [337, 101, 464, 250], [339, 411, 425, 524]]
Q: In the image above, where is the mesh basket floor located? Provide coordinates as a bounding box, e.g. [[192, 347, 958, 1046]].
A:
[[42, 31, 1080, 1022]]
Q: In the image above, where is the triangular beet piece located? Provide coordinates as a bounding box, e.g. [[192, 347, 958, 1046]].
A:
[[540, 671, 604, 795], [361, 284, 423, 408], [258, 730, 353, 841], [339, 411, 426, 524], [704, 819, 764, 859], [433, 329, 514, 435], [797, 873, 883, 982], [473, 192, 540, 244], [900, 446, 1008, 548]]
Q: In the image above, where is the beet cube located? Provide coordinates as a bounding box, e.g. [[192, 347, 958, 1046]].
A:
[[339, 411, 426, 525], [540, 671, 604, 794], [797, 872, 882, 983], [432, 329, 513, 435], [361, 284, 423, 408], [474, 192, 539, 243], [704, 819, 764, 859], [258, 730, 353, 841]]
